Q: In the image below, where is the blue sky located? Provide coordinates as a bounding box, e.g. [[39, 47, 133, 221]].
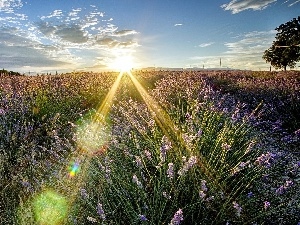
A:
[[0, 0, 299, 73]]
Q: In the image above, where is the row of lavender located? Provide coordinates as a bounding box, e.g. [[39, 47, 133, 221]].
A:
[[0, 70, 299, 224]]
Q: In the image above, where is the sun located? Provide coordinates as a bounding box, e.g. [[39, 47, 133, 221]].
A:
[[110, 55, 135, 72]]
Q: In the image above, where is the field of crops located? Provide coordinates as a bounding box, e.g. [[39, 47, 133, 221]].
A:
[[1, 70, 299, 224]]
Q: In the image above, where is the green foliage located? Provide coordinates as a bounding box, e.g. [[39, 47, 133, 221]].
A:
[[263, 16, 300, 71]]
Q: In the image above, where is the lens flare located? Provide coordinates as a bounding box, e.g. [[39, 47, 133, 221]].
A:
[[33, 190, 68, 225], [76, 117, 110, 155], [68, 160, 80, 178]]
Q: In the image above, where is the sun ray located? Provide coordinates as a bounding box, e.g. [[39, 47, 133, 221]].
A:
[[94, 71, 124, 123], [127, 71, 183, 147]]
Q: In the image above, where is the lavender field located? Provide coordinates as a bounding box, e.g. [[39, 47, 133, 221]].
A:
[[0, 70, 299, 225]]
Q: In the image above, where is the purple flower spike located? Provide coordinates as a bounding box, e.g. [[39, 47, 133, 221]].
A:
[[139, 214, 147, 221], [170, 209, 183, 225]]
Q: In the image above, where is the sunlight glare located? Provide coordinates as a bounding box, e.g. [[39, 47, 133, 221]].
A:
[[110, 55, 135, 72]]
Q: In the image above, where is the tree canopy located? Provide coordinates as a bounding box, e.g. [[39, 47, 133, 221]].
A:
[[263, 16, 300, 71]]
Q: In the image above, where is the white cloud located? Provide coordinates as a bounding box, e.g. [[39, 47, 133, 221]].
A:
[[198, 42, 214, 47], [190, 30, 276, 70], [284, 0, 300, 6], [221, 0, 277, 14], [40, 9, 64, 20], [68, 8, 82, 17], [174, 23, 183, 26], [0, 0, 22, 12]]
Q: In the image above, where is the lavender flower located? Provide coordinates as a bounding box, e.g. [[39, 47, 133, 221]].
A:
[[222, 142, 231, 152], [144, 149, 152, 160], [231, 107, 241, 122], [169, 209, 183, 225], [247, 191, 254, 198], [254, 152, 276, 168], [178, 156, 197, 176], [275, 185, 285, 195], [163, 191, 171, 199], [135, 156, 143, 168], [276, 180, 294, 194], [232, 161, 250, 175], [80, 188, 89, 199], [139, 214, 147, 221], [200, 180, 208, 192], [160, 136, 172, 162], [167, 163, 174, 179], [87, 216, 97, 223], [264, 201, 270, 210], [132, 174, 143, 188], [97, 203, 106, 220], [285, 180, 293, 188], [182, 133, 195, 148], [99, 156, 112, 182], [199, 190, 206, 199], [233, 201, 242, 217], [0, 108, 5, 115], [197, 128, 203, 137]]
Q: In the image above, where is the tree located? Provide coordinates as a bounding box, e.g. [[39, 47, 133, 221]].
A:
[[263, 16, 300, 71]]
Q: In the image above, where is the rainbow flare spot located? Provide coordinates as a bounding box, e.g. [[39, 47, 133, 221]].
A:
[[68, 161, 80, 178]]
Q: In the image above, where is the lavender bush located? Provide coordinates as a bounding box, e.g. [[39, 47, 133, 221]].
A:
[[0, 70, 299, 224]]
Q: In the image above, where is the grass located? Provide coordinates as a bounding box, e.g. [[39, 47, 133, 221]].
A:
[[0, 70, 299, 224]]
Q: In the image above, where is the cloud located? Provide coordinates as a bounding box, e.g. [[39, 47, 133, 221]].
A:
[[96, 37, 139, 49], [0, 0, 22, 12], [40, 10, 63, 20], [55, 25, 88, 43], [112, 29, 138, 36], [190, 30, 276, 70], [96, 37, 119, 47], [0, 27, 71, 69], [37, 22, 88, 43], [198, 42, 214, 47], [68, 8, 82, 17], [0, 4, 140, 71], [0, 43, 69, 68], [223, 30, 276, 68], [221, 0, 277, 14], [0, 0, 26, 25], [174, 23, 183, 26], [37, 21, 56, 36], [283, 0, 300, 6]]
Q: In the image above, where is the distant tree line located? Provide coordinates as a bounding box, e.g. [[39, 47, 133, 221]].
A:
[[0, 68, 22, 76]]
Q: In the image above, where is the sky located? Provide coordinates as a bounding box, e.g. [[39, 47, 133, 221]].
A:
[[0, 0, 299, 73]]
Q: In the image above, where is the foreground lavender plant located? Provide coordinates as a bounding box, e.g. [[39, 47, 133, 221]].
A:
[[169, 209, 183, 225]]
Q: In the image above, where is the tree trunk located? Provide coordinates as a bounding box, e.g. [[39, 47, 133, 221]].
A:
[[284, 65, 287, 71]]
